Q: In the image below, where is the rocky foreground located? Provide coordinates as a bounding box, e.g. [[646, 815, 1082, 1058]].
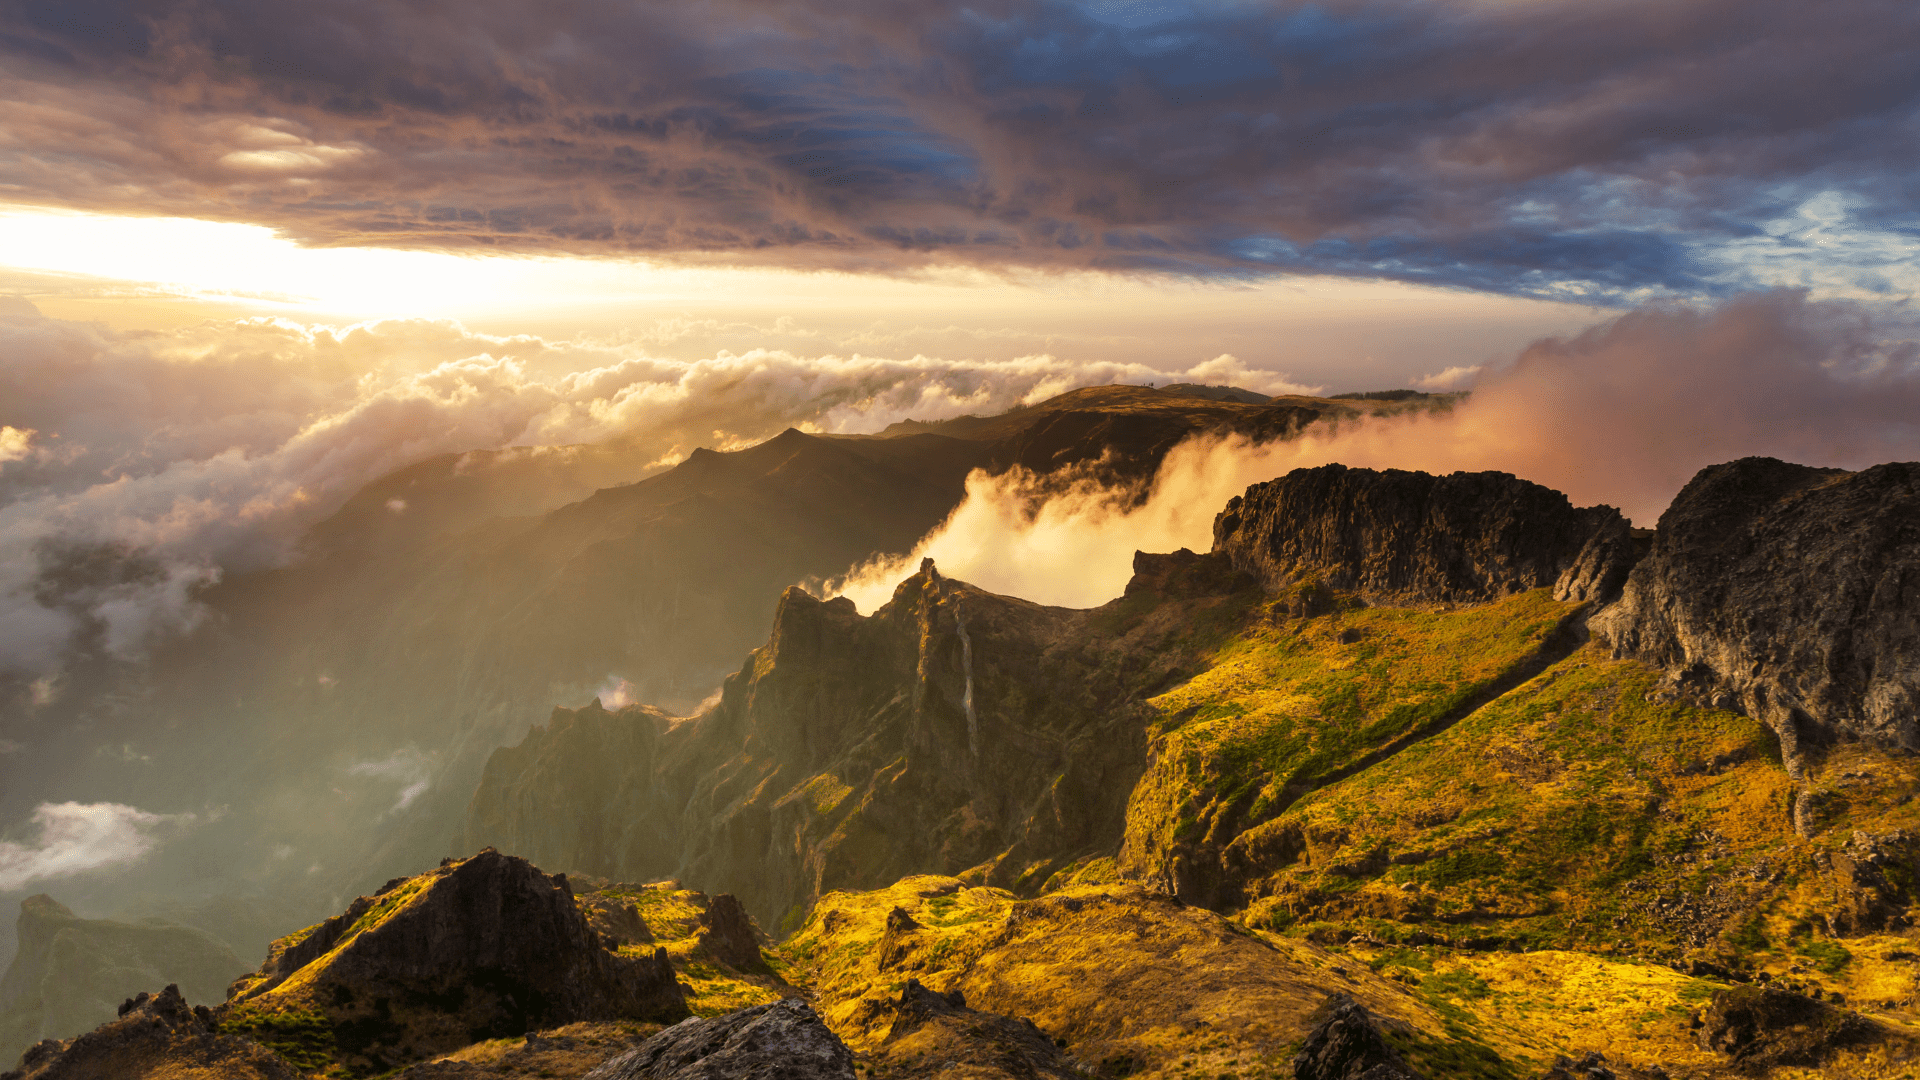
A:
[[11, 454, 1920, 1079]]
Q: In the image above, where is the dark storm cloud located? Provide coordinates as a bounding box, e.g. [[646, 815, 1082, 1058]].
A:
[[1, 0, 1915, 296]]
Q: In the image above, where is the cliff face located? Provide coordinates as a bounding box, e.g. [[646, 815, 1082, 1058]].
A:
[[0, 896, 245, 1068], [1591, 458, 1920, 769], [467, 556, 1257, 932], [1212, 464, 1635, 604]]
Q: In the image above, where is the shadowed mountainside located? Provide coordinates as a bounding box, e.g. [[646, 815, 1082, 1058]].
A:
[[1592, 457, 1920, 775], [0, 897, 245, 1068], [465, 466, 1628, 933]]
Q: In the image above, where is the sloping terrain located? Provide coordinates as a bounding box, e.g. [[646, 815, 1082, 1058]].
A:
[[0, 897, 245, 1069], [462, 455, 1920, 1078], [466, 549, 1262, 934], [1, 384, 1376, 982]]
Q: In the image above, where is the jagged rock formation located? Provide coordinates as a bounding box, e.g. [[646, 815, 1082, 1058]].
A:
[[584, 999, 854, 1080], [1591, 458, 1920, 769], [1, 984, 299, 1080], [467, 555, 1252, 932], [224, 850, 685, 1077], [694, 897, 762, 971], [0, 896, 244, 1068], [1290, 994, 1422, 1080], [867, 979, 1079, 1079], [1213, 464, 1635, 604]]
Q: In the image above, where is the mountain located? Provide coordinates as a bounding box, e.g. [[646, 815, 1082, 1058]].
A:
[[0, 896, 245, 1068], [463, 466, 1634, 930], [456, 455, 1920, 1078], [0, 384, 1367, 976]]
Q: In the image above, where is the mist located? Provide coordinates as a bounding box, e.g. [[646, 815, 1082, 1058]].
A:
[[833, 291, 1920, 611], [0, 300, 1319, 681]]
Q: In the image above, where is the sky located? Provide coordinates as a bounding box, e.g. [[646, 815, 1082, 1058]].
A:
[[0, 0, 1918, 900]]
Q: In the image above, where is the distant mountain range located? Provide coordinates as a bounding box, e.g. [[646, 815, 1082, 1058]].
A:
[[1, 385, 1423, 984]]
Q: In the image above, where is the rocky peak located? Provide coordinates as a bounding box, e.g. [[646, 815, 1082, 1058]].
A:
[[227, 849, 686, 1076], [1591, 458, 1920, 769], [695, 896, 763, 970], [1212, 464, 1634, 604]]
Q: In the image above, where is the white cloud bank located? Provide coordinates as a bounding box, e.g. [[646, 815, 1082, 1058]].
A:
[[834, 291, 1920, 610], [0, 801, 194, 891], [0, 299, 1317, 676]]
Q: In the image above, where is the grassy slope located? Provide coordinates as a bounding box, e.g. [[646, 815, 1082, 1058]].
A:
[[777, 586, 1920, 1079]]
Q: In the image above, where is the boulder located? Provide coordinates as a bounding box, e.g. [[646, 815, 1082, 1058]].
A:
[[583, 998, 854, 1079]]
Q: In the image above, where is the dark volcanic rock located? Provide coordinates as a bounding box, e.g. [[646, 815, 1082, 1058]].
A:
[[1, 983, 298, 1080], [1693, 985, 1877, 1070], [1290, 994, 1421, 1080], [874, 978, 1079, 1079], [228, 850, 686, 1075], [695, 896, 762, 970], [1123, 548, 1255, 599], [583, 998, 854, 1080], [1529, 1050, 1669, 1080], [1591, 458, 1920, 765], [1212, 465, 1633, 604]]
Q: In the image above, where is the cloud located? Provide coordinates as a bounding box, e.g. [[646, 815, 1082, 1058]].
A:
[[0, 1, 1914, 297], [833, 290, 1920, 609], [0, 426, 35, 466], [1183, 355, 1323, 397], [346, 748, 434, 814], [0, 801, 194, 891], [0, 302, 1313, 675], [1411, 365, 1481, 392]]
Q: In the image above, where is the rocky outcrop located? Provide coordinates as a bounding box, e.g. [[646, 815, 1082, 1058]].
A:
[[0, 895, 245, 1068], [226, 850, 686, 1076], [583, 998, 854, 1079], [1529, 1051, 1668, 1080], [695, 896, 762, 970], [466, 558, 1253, 933], [1591, 458, 1920, 766], [1693, 985, 1878, 1070], [1, 983, 298, 1080], [1290, 994, 1422, 1080], [873, 979, 1079, 1079], [1212, 464, 1634, 604]]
